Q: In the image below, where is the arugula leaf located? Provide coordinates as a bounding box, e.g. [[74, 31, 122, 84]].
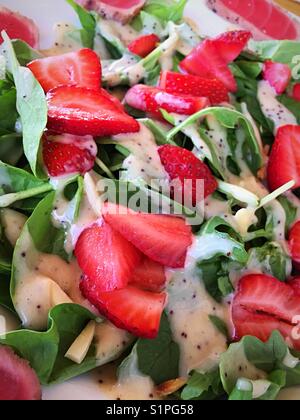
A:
[[247, 242, 291, 282], [2, 32, 47, 178], [181, 369, 223, 400], [66, 0, 97, 49], [127, 312, 180, 385], [143, 0, 187, 24], [166, 107, 263, 175], [220, 331, 299, 400]]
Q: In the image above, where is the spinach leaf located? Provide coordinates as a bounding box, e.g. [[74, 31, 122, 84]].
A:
[[0, 133, 23, 166], [249, 39, 300, 65], [209, 315, 229, 339], [0, 84, 18, 133], [277, 195, 298, 232], [247, 242, 291, 281], [0, 162, 52, 208], [122, 312, 180, 385], [143, 0, 187, 23], [0, 274, 14, 311], [11, 40, 43, 66], [181, 369, 223, 400], [66, 0, 97, 49], [2, 32, 47, 178], [0, 304, 96, 384]]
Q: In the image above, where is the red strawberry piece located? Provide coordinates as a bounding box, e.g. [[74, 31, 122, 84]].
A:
[[179, 39, 237, 92], [0, 6, 39, 48], [158, 144, 218, 205], [0, 346, 41, 400], [130, 255, 166, 292], [28, 49, 101, 93], [292, 84, 300, 102], [80, 278, 167, 338], [262, 60, 292, 94], [100, 88, 124, 111], [75, 220, 141, 292], [42, 132, 97, 177], [289, 221, 300, 270], [102, 203, 193, 268], [232, 305, 300, 350], [125, 84, 210, 117], [233, 274, 300, 324], [288, 277, 300, 297], [128, 34, 160, 58], [267, 125, 300, 191], [159, 71, 229, 104], [212, 30, 252, 63], [47, 86, 140, 137]]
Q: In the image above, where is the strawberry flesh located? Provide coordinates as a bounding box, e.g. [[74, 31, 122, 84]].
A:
[[130, 255, 166, 292], [28, 48, 101, 92], [158, 144, 218, 204], [43, 132, 97, 177], [262, 60, 292, 94], [289, 221, 300, 270], [75, 220, 141, 292], [103, 203, 193, 268], [128, 34, 160, 58], [125, 84, 210, 117], [80, 278, 167, 338], [47, 86, 140, 137], [267, 125, 300, 191], [159, 71, 229, 104], [292, 83, 300, 102]]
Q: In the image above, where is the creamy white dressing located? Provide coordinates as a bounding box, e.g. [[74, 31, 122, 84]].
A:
[[257, 81, 297, 133], [166, 269, 229, 376], [113, 123, 169, 187], [102, 55, 145, 87], [99, 19, 138, 47], [0, 209, 27, 247], [41, 22, 82, 56], [0, 54, 6, 80]]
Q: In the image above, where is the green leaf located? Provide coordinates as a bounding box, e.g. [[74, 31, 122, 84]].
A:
[[0, 85, 18, 133], [0, 133, 23, 166], [278, 95, 300, 124], [0, 162, 52, 208], [143, 0, 187, 23], [11, 40, 43, 66], [0, 304, 96, 384], [0, 274, 14, 311], [277, 195, 298, 231], [134, 312, 180, 385], [66, 0, 97, 49], [2, 32, 47, 177], [209, 315, 229, 339], [181, 369, 222, 400], [249, 39, 300, 65]]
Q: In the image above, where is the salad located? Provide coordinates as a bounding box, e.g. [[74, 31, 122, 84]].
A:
[[0, 0, 300, 401]]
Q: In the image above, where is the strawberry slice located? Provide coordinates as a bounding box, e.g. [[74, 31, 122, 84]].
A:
[[179, 39, 237, 92], [262, 60, 292, 94], [289, 221, 300, 270], [128, 34, 160, 58], [232, 305, 300, 350], [212, 30, 251, 63], [292, 83, 300, 102], [0, 346, 41, 400], [103, 203, 193, 268], [75, 220, 141, 292], [232, 274, 300, 350], [233, 274, 300, 324], [158, 145, 218, 205], [288, 277, 300, 297], [159, 71, 229, 104], [47, 86, 140, 137], [267, 125, 300, 191], [80, 278, 167, 338], [42, 132, 97, 177], [28, 49, 101, 93], [130, 255, 166, 292], [125, 84, 210, 117]]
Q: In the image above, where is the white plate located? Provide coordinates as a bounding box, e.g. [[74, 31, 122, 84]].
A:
[[1, 0, 299, 401]]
